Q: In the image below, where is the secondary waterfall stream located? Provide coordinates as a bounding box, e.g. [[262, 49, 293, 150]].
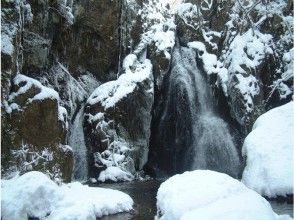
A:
[[156, 45, 240, 177], [69, 105, 88, 181]]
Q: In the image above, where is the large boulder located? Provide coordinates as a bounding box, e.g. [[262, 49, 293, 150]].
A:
[[1, 74, 73, 182], [84, 56, 154, 181]]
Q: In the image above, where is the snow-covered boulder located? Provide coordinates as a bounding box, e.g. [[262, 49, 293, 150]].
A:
[[156, 170, 291, 220], [242, 101, 294, 198], [84, 56, 154, 182], [2, 74, 73, 182], [1, 171, 133, 220]]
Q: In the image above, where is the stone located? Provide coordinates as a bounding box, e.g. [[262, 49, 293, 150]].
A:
[[84, 59, 154, 178], [1, 74, 73, 182]]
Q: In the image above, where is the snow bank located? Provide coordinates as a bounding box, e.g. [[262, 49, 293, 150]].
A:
[[156, 170, 291, 220], [242, 102, 294, 198], [87, 57, 153, 110], [1, 171, 133, 220]]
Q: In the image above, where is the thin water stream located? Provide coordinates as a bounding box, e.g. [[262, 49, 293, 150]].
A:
[[69, 105, 88, 181]]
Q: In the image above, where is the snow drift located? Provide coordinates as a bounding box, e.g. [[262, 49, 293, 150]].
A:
[[1, 171, 133, 220], [156, 170, 292, 220], [242, 101, 294, 198]]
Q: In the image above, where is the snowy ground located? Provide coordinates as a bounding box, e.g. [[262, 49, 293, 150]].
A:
[[1, 171, 133, 220], [242, 101, 294, 198], [155, 170, 292, 220]]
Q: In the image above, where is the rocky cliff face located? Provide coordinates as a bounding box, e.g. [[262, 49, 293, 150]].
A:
[[2, 0, 293, 182], [1, 0, 143, 181]]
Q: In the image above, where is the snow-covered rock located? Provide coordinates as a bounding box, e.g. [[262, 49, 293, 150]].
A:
[[1, 171, 133, 220], [2, 74, 73, 182], [222, 29, 274, 132], [84, 57, 154, 182], [98, 166, 134, 182], [156, 170, 292, 220], [242, 101, 294, 198]]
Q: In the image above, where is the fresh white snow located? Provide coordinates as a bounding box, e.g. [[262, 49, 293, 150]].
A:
[[242, 101, 294, 198], [1, 171, 134, 220], [98, 166, 134, 182], [155, 170, 292, 220], [87, 57, 153, 110], [9, 74, 60, 103]]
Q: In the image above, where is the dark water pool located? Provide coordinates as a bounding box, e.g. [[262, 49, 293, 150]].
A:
[[94, 180, 293, 220], [97, 180, 161, 220]]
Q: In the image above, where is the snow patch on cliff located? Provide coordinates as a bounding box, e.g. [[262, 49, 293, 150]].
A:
[[87, 56, 153, 110], [9, 74, 59, 102]]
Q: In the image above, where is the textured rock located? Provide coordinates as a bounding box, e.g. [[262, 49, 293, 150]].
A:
[[84, 58, 154, 179], [148, 42, 172, 92], [16, 0, 142, 81], [58, 0, 121, 81], [2, 74, 73, 182], [175, 1, 233, 53], [1, 0, 22, 102]]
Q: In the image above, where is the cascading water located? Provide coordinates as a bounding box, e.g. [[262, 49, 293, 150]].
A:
[[69, 105, 88, 181], [155, 45, 240, 177]]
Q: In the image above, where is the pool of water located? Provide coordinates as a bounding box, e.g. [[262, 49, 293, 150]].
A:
[[97, 180, 161, 220], [94, 180, 293, 220]]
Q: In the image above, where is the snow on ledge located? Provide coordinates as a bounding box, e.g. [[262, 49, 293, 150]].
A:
[[98, 166, 134, 182], [156, 170, 292, 220], [242, 101, 294, 198], [9, 74, 60, 104], [1, 171, 133, 220], [87, 56, 153, 110]]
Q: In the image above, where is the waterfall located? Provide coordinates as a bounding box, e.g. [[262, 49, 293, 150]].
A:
[[69, 105, 88, 181], [157, 46, 240, 177]]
